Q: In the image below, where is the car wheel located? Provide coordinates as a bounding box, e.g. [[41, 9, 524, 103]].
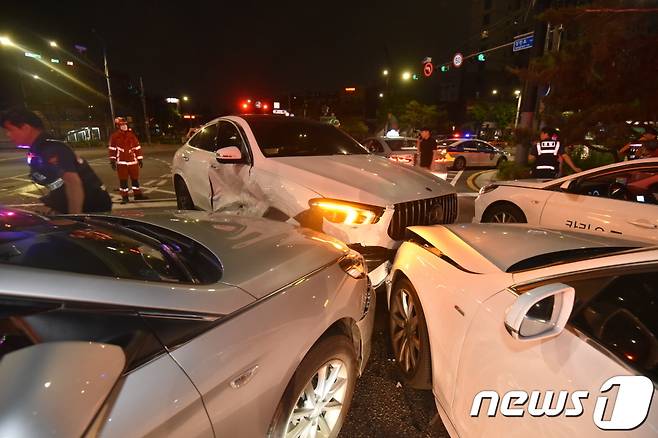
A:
[[496, 156, 507, 168], [482, 203, 527, 223], [269, 335, 357, 438], [452, 156, 466, 171], [389, 278, 432, 389], [175, 178, 195, 210]]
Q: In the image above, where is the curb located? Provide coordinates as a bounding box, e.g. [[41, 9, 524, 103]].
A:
[[466, 170, 495, 192]]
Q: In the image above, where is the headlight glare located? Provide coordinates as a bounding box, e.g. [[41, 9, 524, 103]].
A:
[[309, 199, 383, 225]]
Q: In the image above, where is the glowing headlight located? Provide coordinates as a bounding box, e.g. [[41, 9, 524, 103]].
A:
[[309, 199, 383, 225]]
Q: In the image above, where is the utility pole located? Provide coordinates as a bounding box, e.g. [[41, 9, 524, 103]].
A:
[[102, 45, 115, 123], [139, 76, 151, 145], [93, 30, 115, 138], [516, 0, 553, 165]]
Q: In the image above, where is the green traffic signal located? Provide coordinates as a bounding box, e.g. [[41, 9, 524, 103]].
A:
[[477, 53, 486, 62], [440, 65, 449, 72], [412, 73, 419, 80]]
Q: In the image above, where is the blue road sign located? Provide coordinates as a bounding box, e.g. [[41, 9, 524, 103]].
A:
[[513, 35, 534, 52]]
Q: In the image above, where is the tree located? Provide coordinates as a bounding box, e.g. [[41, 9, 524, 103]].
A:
[[468, 101, 517, 129], [399, 100, 447, 132], [519, 0, 658, 150]]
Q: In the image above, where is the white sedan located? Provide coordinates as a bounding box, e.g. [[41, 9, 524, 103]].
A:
[[475, 158, 658, 243], [387, 223, 658, 437]]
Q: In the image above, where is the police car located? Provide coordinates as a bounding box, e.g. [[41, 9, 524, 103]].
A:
[[435, 138, 509, 170], [475, 158, 658, 243]]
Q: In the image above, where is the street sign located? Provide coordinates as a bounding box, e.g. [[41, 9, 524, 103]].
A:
[[513, 34, 534, 52], [452, 52, 464, 68], [423, 62, 434, 77]]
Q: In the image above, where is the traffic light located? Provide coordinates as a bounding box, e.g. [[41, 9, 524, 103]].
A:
[[440, 65, 449, 73], [412, 73, 419, 80], [477, 53, 486, 62]]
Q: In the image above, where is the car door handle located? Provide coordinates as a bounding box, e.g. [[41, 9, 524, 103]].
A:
[[627, 219, 658, 229]]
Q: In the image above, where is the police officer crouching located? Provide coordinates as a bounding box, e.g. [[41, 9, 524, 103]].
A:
[[1, 108, 112, 214], [529, 127, 581, 179]]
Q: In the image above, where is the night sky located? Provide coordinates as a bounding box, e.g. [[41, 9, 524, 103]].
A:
[[1, 1, 470, 111]]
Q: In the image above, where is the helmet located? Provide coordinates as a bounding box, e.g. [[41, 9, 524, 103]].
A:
[[114, 117, 127, 126]]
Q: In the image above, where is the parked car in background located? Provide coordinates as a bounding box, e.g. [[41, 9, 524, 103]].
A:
[[475, 158, 658, 243], [435, 138, 509, 170], [173, 115, 458, 286], [387, 222, 658, 437], [362, 135, 418, 166], [0, 208, 374, 438]]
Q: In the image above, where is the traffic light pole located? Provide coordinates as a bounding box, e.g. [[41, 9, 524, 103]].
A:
[[516, 0, 553, 165], [139, 76, 151, 145]]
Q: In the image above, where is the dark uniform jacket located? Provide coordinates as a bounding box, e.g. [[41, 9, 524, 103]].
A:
[[530, 140, 564, 178], [29, 135, 112, 213], [419, 138, 437, 168]]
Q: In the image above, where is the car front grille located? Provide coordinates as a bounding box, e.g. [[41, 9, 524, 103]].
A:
[[387, 193, 458, 240]]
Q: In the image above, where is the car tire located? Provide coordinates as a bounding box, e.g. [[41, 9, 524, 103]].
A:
[[389, 278, 432, 390], [175, 178, 195, 210], [482, 203, 527, 223], [268, 335, 357, 438], [496, 156, 507, 168], [452, 156, 466, 171]]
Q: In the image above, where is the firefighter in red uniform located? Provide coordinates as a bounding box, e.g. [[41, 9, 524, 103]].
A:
[[109, 117, 146, 203]]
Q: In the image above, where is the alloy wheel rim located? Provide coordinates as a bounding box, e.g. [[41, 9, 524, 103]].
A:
[[390, 288, 421, 374], [492, 211, 517, 223], [284, 359, 349, 438]]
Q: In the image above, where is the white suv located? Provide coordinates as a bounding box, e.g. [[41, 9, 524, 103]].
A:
[[172, 115, 457, 286]]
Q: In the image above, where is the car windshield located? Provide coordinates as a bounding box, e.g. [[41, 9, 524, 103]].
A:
[[247, 117, 368, 157], [506, 247, 639, 273], [0, 211, 188, 282], [385, 139, 417, 151]]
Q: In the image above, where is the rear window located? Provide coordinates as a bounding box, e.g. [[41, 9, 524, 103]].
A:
[[0, 220, 186, 282], [506, 247, 638, 273], [386, 139, 417, 151], [0, 212, 222, 284]]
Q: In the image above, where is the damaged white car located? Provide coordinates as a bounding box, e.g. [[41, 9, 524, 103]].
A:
[[172, 115, 458, 286]]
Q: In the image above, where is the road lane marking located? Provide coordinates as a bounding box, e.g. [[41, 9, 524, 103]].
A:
[[450, 170, 464, 187]]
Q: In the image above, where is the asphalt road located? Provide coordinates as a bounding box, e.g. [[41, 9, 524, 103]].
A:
[[0, 144, 179, 209]]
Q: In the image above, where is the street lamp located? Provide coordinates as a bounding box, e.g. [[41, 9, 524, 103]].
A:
[[492, 89, 498, 95], [32, 74, 39, 80], [382, 69, 389, 76], [49, 41, 58, 48], [182, 96, 189, 102], [0, 36, 13, 47], [379, 92, 384, 98], [402, 71, 411, 81], [514, 89, 521, 97]]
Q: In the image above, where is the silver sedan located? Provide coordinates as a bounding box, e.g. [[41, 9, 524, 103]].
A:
[[0, 208, 374, 437]]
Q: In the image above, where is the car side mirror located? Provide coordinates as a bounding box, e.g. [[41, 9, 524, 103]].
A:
[[505, 283, 575, 342], [560, 179, 578, 193], [216, 146, 242, 163], [0, 342, 125, 437]]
